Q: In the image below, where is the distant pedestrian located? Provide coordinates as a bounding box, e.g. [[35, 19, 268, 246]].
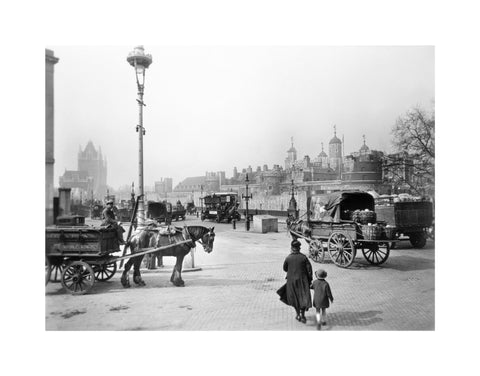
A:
[[279, 239, 313, 323], [311, 269, 334, 330]]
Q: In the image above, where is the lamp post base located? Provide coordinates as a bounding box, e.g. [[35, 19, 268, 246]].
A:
[[136, 201, 146, 228]]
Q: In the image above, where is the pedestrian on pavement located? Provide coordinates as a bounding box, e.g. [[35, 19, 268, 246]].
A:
[[101, 200, 126, 245], [311, 269, 334, 330], [281, 239, 313, 323]]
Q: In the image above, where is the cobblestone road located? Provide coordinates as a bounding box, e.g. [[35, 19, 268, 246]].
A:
[[45, 218, 434, 330]]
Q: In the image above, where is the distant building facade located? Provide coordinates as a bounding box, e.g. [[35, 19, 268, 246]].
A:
[[174, 127, 421, 207], [173, 176, 207, 192], [59, 141, 107, 200], [155, 178, 173, 195]]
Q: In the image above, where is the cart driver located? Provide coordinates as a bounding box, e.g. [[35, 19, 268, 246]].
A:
[[101, 200, 126, 245]]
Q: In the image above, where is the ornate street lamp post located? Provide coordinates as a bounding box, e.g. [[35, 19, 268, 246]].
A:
[[287, 179, 298, 220], [242, 174, 253, 231], [127, 46, 152, 227]]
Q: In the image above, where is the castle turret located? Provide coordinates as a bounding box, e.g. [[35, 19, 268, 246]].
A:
[[329, 125, 342, 174]]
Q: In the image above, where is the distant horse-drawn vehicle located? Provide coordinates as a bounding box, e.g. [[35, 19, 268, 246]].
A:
[[186, 201, 196, 215], [90, 203, 104, 219], [201, 192, 241, 223], [172, 200, 187, 221], [287, 191, 397, 268], [147, 200, 186, 223], [70, 203, 91, 218]]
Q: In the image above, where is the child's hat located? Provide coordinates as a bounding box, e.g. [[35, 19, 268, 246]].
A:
[[291, 239, 301, 249], [315, 269, 327, 279]]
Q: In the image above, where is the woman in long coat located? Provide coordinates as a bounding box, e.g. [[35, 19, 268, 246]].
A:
[[282, 239, 313, 323]]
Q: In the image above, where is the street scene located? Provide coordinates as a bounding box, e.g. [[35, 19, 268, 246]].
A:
[[46, 45, 435, 332], [46, 217, 434, 330]]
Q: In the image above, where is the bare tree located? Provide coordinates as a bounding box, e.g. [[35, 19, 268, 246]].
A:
[[383, 105, 435, 196]]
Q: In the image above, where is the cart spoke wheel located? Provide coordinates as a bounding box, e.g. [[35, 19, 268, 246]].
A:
[[309, 240, 325, 263], [94, 262, 117, 281], [327, 232, 355, 268], [362, 243, 390, 265], [49, 264, 64, 283], [45, 258, 51, 286], [61, 261, 95, 295]]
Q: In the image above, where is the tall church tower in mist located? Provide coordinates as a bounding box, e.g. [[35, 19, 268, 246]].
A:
[[78, 141, 107, 198]]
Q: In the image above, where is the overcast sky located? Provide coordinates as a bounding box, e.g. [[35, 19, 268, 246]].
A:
[[49, 46, 434, 189]]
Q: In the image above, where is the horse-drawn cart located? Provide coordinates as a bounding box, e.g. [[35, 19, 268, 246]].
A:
[[288, 191, 396, 268], [45, 222, 192, 295]]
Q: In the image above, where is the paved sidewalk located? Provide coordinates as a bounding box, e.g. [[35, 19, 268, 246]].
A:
[[45, 220, 434, 330]]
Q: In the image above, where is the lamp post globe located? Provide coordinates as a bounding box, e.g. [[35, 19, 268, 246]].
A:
[[127, 46, 153, 227]]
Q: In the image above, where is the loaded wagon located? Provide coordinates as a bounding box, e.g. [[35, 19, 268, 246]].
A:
[[288, 191, 396, 268], [46, 213, 192, 295], [375, 197, 433, 248], [147, 201, 186, 223]]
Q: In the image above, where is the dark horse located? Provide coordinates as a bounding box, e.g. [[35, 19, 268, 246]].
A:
[[121, 225, 215, 287], [286, 216, 312, 239]]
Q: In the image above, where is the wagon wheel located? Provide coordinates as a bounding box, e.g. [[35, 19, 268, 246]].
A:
[[49, 264, 64, 283], [61, 261, 95, 295], [409, 233, 427, 248], [327, 232, 356, 268], [45, 258, 51, 286], [94, 262, 117, 282], [308, 239, 325, 263], [362, 242, 390, 265]]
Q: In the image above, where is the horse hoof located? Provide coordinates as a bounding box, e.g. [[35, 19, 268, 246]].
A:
[[133, 276, 146, 286], [121, 279, 130, 288]]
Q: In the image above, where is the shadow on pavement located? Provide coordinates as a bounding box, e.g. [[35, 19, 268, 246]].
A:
[[328, 310, 383, 327], [382, 255, 434, 272]]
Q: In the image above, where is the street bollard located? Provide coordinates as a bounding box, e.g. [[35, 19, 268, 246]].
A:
[[246, 217, 250, 231], [232, 219, 236, 230]]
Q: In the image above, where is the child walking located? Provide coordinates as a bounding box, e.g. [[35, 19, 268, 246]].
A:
[[311, 269, 334, 330]]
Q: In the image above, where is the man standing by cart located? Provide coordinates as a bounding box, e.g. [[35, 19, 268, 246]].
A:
[[101, 199, 126, 245]]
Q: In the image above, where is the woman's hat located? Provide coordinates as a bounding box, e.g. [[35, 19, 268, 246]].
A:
[[106, 199, 114, 205], [315, 269, 327, 279], [291, 239, 301, 249]]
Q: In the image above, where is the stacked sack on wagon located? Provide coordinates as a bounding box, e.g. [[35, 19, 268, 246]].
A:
[[347, 209, 397, 241]]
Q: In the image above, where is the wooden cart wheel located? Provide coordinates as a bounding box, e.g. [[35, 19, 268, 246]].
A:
[[45, 258, 51, 286], [362, 242, 390, 265], [308, 240, 325, 263], [409, 233, 427, 248], [94, 262, 117, 281], [49, 264, 64, 283], [327, 232, 356, 268], [61, 261, 95, 295]]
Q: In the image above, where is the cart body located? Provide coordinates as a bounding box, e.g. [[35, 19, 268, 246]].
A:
[[288, 191, 393, 268], [375, 198, 433, 248]]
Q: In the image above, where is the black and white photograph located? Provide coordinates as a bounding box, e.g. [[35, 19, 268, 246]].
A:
[[45, 45, 435, 331], [4, 1, 479, 375]]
